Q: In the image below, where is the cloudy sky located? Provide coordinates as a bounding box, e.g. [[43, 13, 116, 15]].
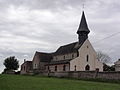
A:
[[0, 0, 120, 72]]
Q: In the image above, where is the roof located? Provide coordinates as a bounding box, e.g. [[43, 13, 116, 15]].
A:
[[35, 51, 53, 62], [54, 42, 83, 56], [114, 59, 120, 64], [33, 12, 90, 62], [77, 11, 90, 34], [46, 59, 71, 65], [21, 61, 32, 66]]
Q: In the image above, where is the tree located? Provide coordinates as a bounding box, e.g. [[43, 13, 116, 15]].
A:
[[103, 63, 115, 71], [3, 56, 19, 71], [97, 51, 111, 64], [97, 51, 115, 71]]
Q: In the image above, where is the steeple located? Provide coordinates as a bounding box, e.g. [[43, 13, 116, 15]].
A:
[[77, 11, 90, 44]]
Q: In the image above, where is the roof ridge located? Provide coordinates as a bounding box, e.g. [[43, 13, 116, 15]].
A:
[[36, 51, 53, 54], [60, 41, 78, 47]]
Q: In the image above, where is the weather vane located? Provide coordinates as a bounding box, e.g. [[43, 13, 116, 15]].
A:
[[83, 3, 85, 10]]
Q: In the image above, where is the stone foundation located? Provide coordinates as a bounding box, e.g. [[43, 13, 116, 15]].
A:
[[42, 71, 120, 80]]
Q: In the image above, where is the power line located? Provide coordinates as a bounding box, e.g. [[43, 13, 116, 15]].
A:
[[92, 31, 120, 55], [93, 31, 120, 44]]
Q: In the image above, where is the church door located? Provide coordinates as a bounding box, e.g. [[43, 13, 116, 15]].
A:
[[85, 65, 90, 71]]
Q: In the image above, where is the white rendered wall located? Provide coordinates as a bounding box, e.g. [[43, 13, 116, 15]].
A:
[[70, 39, 103, 71]]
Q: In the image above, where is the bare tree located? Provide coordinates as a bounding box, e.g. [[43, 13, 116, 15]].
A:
[[97, 51, 111, 64]]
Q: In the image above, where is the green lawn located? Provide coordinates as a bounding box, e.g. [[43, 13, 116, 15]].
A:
[[0, 74, 120, 90]]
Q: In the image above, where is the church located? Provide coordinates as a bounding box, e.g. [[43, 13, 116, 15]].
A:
[[21, 11, 103, 74]]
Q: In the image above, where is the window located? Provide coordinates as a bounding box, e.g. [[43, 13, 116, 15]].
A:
[[63, 65, 66, 71], [96, 68, 99, 72], [35, 64, 36, 67], [72, 54, 74, 58], [86, 55, 89, 62], [77, 52, 79, 57], [48, 66, 49, 70], [21, 66, 23, 70], [85, 65, 90, 71], [64, 56, 65, 59], [74, 65, 76, 71], [55, 66, 57, 71]]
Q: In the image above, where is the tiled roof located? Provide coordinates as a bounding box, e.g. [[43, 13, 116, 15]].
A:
[[77, 11, 90, 34], [21, 61, 32, 66], [54, 42, 82, 56], [35, 51, 53, 62], [46, 59, 71, 65]]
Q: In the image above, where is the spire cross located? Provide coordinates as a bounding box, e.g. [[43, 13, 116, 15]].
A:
[[83, 3, 85, 9], [82, 0, 85, 11], [83, 3, 85, 10]]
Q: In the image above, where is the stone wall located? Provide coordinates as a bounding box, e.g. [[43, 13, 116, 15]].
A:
[[42, 71, 120, 80], [53, 53, 77, 61], [47, 64, 70, 72]]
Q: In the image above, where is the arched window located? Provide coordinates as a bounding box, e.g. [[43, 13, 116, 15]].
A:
[[63, 65, 66, 71], [35, 64, 37, 68], [86, 55, 89, 62], [87, 46, 89, 48], [77, 52, 79, 57], [55, 66, 57, 71], [85, 65, 90, 71], [64, 56, 65, 59], [48, 66, 49, 70], [74, 65, 76, 71], [21, 66, 23, 70]]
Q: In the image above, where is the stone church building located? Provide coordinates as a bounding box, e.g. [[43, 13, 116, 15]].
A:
[[21, 11, 103, 74]]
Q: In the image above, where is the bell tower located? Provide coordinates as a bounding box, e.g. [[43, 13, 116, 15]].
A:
[[77, 11, 90, 44]]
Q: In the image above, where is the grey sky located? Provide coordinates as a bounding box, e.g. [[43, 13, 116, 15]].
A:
[[0, 0, 120, 72]]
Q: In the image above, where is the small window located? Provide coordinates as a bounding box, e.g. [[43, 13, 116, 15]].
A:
[[55, 66, 57, 71], [96, 68, 99, 72], [21, 66, 23, 70], [64, 56, 65, 59], [87, 46, 89, 48], [35, 64, 37, 68], [77, 52, 79, 57], [63, 65, 66, 71], [74, 65, 76, 71], [48, 66, 49, 70], [86, 55, 89, 62]]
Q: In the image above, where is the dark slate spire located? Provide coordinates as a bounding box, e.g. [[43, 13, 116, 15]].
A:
[[77, 11, 90, 44], [77, 11, 90, 34]]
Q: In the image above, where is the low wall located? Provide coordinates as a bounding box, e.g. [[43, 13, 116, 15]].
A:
[[42, 71, 120, 80]]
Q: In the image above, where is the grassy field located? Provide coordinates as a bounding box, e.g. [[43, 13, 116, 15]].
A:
[[0, 74, 120, 90]]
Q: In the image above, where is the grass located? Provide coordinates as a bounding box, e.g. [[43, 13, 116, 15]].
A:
[[0, 74, 120, 90]]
